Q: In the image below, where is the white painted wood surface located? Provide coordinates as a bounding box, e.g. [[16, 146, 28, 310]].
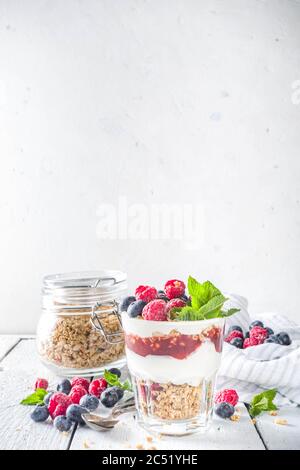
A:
[[0, 336, 298, 450]]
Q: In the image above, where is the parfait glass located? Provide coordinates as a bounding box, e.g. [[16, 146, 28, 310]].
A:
[[122, 314, 225, 436]]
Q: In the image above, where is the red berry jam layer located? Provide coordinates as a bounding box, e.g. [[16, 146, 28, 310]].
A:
[[125, 326, 222, 360]]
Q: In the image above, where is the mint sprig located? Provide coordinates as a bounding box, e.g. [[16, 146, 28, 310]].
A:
[[104, 370, 132, 392], [249, 389, 278, 417], [174, 276, 240, 321], [20, 388, 48, 406]]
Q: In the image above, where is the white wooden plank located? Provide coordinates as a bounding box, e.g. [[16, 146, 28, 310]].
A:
[[255, 407, 300, 450], [0, 335, 21, 362], [0, 339, 75, 450], [70, 403, 265, 450]]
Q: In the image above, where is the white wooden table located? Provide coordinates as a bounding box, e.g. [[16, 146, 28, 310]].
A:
[[0, 335, 299, 450]]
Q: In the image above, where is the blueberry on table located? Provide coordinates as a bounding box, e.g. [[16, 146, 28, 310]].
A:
[[214, 402, 235, 419], [53, 416, 72, 432], [66, 404, 88, 424], [57, 379, 71, 394], [100, 388, 119, 408], [43, 392, 54, 406], [277, 332, 291, 346], [79, 394, 99, 411], [265, 327, 274, 337], [228, 325, 243, 334], [120, 296, 136, 312], [108, 367, 121, 378], [249, 320, 264, 329], [265, 334, 280, 344], [127, 300, 146, 318], [30, 405, 49, 422], [230, 337, 244, 349], [108, 385, 124, 400]]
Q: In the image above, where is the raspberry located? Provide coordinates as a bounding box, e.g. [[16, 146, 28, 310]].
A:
[[52, 404, 67, 419], [135, 285, 157, 302], [70, 377, 90, 391], [243, 337, 261, 348], [164, 279, 186, 299], [215, 389, 239, 407], [250, 326, 268, 344], [165, 298, 186, 313], [69, 385, 87, 404], [48, 392, 72, 418], [88, 378, 108, 398], [35, 378, 48, 390], [225, 330, 244, 343], [142, 299, 168, 321]]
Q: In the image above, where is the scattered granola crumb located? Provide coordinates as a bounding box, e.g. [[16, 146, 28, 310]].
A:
[[148, 445, 157, 450], [16, 427, 22, 432], [136, 443, 144, 450], [274, 418, 287, 425], [269, 410, 278, 416], [252, 418, 257, 425], [146, 436, 153, 443], [230, 414, 240, 422], [62, 431, 69, 437]]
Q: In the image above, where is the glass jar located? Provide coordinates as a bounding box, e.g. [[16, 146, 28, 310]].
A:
[[37, 271, 127, 377], [122, 313, 225, 436]]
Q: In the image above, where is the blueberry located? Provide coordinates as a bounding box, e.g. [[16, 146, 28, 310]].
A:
[[265, 327, 274, 337], [245, 331, 250, 338], [249, 320, 264, 329], [57, 379, 71, 394], [108, 386, 124, 400], [180, 294, 189, 302], [108, 367, 121, 378], [53, 416, 73, 432], [44, 391, 54, 406], [230, 337, 244, 349], [100, 388, 119, 408], [120, 296, 136, 312], [66, 404, 89, 424], [30, 405, 49, 422], [215, 402, 235, 419], [228, 325, 243, 334], [127, 300, 146, 318], [157, 292, 169, 302], [277, 332, 291, 346], [79, 394, 99, 411], [265, 334, 280, 344]]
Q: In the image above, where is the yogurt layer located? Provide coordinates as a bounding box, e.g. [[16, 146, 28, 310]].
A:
[[125, 341, 221, 386]]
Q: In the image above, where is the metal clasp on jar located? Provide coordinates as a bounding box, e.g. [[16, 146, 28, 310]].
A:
[[90, 301, 124, 344]]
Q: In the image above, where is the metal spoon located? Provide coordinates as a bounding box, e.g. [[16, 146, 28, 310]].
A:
[[82, 396, 136, 432]]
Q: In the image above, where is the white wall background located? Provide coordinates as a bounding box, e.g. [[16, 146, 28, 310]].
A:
[[0, 0, 299, 334]]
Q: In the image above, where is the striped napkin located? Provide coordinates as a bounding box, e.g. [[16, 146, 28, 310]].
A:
[[217, 293, 300, 406]]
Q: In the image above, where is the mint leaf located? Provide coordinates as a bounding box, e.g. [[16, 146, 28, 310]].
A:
[[198, 294, 228, 318], [104, 370, 132, 391], [221, 308, 240, 317], [176, 306, 204, 321], [188, 277, 221, 309], [249, 389, 278, 417], [20, 388, 48, 406]]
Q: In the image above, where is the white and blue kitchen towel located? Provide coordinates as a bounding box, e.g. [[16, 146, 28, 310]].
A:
[[217, 293, 300, 407]]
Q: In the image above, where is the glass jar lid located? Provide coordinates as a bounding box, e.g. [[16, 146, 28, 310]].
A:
[[42, 270, 127, 311]]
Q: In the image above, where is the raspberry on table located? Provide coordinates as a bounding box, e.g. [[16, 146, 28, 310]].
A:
[[225, 330, 244, 343], [142, 299, 168, 321], [88, 378, 108, 398], [52, 403, 67, 419], [70, 377, 90, 391], [135, 285, 157, 302], [164, 279, 186, 299], [35, 378, 48, 390], [165, 298, 186, 313], [48, 392, 72, 418], [215, 389, 239, 407], [69, 385, 87, 404]]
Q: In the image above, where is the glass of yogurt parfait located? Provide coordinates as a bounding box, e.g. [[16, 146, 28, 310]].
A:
[[121, 277, 238, 436]]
